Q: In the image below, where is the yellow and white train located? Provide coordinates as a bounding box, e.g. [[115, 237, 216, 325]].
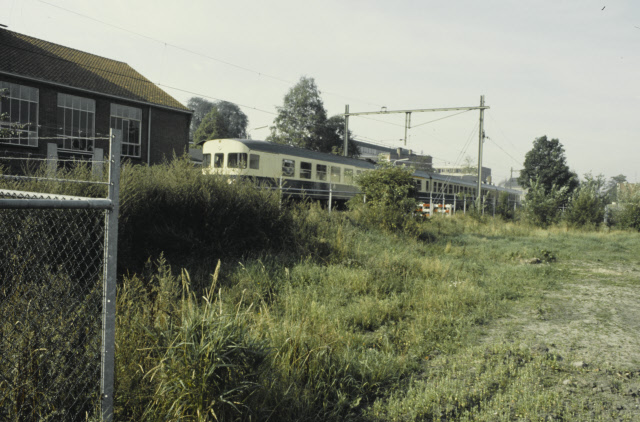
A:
[[202, 138, 522, 210]]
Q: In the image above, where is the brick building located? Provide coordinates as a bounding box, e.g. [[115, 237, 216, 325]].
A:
[[0, 28, 191, 168]]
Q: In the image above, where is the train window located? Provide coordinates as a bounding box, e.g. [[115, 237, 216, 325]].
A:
[[316, 164, 327, 181], [228, 153, 247, 169], [282, 159, 295, 177], [331, 166, 341, 182], [414, 179, 423, 192], [249, 154, 260, 169], [425, 180, 430, 191], [344, 169, 354, 184], [203, 153, 211, 168], [300, 162, 312, 179], [356, 170, 363, 176], [214, 153, 224, 168]]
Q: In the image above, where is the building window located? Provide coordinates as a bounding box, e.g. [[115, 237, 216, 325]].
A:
[[0, 81, 39, 146], [249, 154, 260, 169], [111, 104, 142, 157], [316, 164, 327, 181], [57, 93, 95, 153], [300, 162, 312, 179]]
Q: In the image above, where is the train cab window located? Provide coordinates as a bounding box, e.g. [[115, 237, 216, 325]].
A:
[[316, 164, 327, 181], [344, 169, 354, 184], [282, 159, 295, 177], [331, 166, 341, 183], [203, 153, 211, 168], [300, 162, 312, 179], [214, 153, 224, 168], [228, 153, 247, 169], [249, 154, 260, 169]]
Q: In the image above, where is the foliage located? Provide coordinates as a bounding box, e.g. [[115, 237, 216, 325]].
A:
[[187, 97, 215, 141], [495, 191, 515, 220], [519, 135, 578, 205], [267, 76, 359, 157], [604, 174, 627, 203], [118, 156, 292, 275], [192, 101, 248, 145], [353, 161, 415, 210], [564, 173, 607, 228], [609, 183, 640, 231], [522, 177, 569, 227], [115, 260, 268, 421]]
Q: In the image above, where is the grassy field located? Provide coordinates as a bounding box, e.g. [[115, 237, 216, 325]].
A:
[[115, 208, 640, 421], [3, 161, 639, 421]]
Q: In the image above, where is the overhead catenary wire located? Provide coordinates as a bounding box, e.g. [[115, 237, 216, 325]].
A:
[[35, 0, 384, 109]]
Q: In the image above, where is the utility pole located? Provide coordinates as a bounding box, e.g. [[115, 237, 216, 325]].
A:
[[344, 104, 349, 157], [476, 95, 485, 209], [404, 112, 412, 146], [342, 99, 490, 158]]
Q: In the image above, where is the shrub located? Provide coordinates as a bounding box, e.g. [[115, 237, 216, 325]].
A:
[[564, 174, 607, 228], [522, 178, 568, 227]]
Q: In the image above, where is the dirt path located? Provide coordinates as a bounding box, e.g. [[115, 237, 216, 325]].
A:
[[488, 258, 640, 419]]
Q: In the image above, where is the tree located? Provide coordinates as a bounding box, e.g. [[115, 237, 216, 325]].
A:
[[187, 97, 215, 142], [355, 161, 415, 211], [267, 76, 359, 157], [564, 173, 607, 227], [523, 177, 569, 227], [605, 174, 627, 203], [192, 102, 248, 145], [519, 136, 578, 204]]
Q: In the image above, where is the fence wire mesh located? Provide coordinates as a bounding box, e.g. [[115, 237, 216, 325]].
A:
[[0, 133, 121, 421], [1, 168, 110, 420]]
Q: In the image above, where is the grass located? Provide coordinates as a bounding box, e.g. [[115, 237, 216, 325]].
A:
[[3, 161, 640, 420]]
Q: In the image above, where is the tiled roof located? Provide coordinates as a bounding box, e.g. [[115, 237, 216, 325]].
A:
[[0, 29, 190, 112]]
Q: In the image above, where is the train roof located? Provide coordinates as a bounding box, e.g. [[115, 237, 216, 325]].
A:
[[205, 139, 377, 169]]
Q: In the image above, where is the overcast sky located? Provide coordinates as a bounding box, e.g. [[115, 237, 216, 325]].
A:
[[2, 0, 638, 183]]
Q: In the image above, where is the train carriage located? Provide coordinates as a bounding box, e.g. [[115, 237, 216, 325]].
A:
[[201, 138, 522, 211]]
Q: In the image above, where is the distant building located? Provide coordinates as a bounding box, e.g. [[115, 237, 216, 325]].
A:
[[353, 140, 433, 171], [432, 165, 492, 184], [0, 28, 192, 170]]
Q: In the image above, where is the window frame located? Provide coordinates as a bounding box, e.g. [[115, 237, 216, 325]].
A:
[[227, 152, 248, 169], [57, 93, 95, 153], [330, 166, 341, 183], [282, 159, 295, 177], [213, 153, 224, 168], [0, 81, 39, 147], [249, 154, 260, 170], [110, 103, 142, 158], [316, 164, 327, 181], [300, 161, 312, 179]]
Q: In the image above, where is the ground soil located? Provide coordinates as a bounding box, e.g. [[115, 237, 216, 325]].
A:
[[487, 257, 640, 420]]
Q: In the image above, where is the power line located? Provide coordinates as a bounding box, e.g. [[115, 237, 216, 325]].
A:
[[35, 0, 384, 109]]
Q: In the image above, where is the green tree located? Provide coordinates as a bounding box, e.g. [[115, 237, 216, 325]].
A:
[[267, 76, 358, 157], [519, 136, 578, 205], [605, 174, 627, 203], [187, 97, 215, 142], [564, 173, 607, 227], [355, 161, 415, 211], [523, 177, 569, 227], [192, 102, 248, 145]]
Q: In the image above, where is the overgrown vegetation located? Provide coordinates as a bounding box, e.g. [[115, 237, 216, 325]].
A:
[[2, 159, 640, 421]]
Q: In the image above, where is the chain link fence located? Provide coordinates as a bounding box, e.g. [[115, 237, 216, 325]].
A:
[[0, 131, 120, 421]]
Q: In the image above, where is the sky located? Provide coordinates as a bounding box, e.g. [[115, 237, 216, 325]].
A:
[[1, 0, 638, 183]]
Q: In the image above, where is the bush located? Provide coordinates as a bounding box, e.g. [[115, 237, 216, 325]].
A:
[[522, 178, 568, 227], [564, 175, 607, 228], [610, 185, 640, 231]]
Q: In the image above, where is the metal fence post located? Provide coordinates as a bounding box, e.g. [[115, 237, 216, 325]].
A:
[[101, 129, 121, 422], [328, 183, 333, 214], [47, 142, 57, 177]]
